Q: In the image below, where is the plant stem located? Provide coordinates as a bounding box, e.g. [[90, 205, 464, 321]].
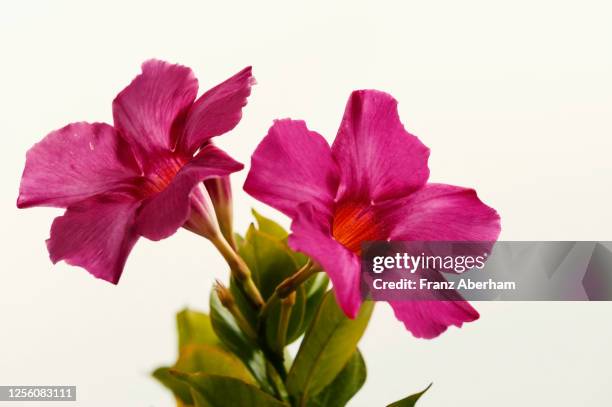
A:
[[258, 328, 288, 381], [276, 259, 318, 298], [210, 233, 264, 309], [265, 360, 289, 402], [275, 292, 295, 354], [214, 281, 258, 341], [260, 260, 317, 320]]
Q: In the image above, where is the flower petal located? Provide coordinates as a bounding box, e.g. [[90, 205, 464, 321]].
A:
[[376, 184, 498, 338], [135, 144, 243, 241], [18, 122, 140, 209], [288, 203, 362, 318], [373, 256, 479, 338], [47, 194, 140, 284], [179, 66, 255, 154], [112, 60, 198, 167], [384, 183, 501, 241], [331, 90, 430, 202], [244, 119, 339, 217], [388, 300, 479, 339]]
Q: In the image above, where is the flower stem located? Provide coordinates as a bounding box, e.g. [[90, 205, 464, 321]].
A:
[[210, 233, 264, 309], [276, 259, 317, 298], [275, 292, 296, 354], [226, 232, 238, 251], [260, 260, 317, 320]]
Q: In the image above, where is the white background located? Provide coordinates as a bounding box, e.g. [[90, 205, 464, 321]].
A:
[[1, 1, 611, 406]]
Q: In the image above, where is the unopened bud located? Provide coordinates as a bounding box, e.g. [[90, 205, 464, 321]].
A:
[[184, 184, 220, 239], [205, 176, 236, 248], [214, 279, 257, 340], [214, 280, 235, 308]]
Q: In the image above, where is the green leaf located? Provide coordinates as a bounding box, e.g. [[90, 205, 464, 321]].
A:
[[172, 372, 289, 407], [301, 273, 329, 335], [154, 309, 220, 405], [209, 289, 274, 394], [387, 383, 432, 407], [252, 209, 288, 240], [234, 233, 245, 249], [233, 222, 308, 350], [154, 309, 255, 406], [175, 344, 255, 384], [153, 367, 193, 405], [308, 349, 367, 407], [286, 292, 374, 401], [235, 214, 328, 347], [238, 225, 299, 299], [177, 309, 220, 351], [191, 388, 209, 407], [228, 274, 259, 331]]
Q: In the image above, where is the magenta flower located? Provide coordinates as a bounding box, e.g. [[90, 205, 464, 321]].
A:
[[18, 60, 254, 284], [245, 90, 501, 338]]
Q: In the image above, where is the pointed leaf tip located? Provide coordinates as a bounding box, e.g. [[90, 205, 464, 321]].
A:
[[387, 383, 432, 407]]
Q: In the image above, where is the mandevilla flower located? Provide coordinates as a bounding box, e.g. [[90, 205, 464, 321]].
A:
[[245, 90, 501, 338], [18, 60, 254, 284]]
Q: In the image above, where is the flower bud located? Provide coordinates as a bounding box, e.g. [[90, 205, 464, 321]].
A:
[[183, 184, 221, 240], [205, 176, 236, 248], [214, 280, 235, 309], [214, 280, 256, 340]]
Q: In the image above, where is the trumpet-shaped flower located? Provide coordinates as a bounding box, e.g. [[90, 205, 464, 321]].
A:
[[18, 60, 254, 284], [245, 90, 500, 338]]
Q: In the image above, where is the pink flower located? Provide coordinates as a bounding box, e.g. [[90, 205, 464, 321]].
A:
[[18, 60, 254, 284], [244, 90, 501, 338]]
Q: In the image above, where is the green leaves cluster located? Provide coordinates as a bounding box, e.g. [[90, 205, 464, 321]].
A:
[[153, 210, 430, 406]]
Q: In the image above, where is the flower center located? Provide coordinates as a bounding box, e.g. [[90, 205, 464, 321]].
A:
[[332, 201, 385, 255], [141, 155, 187, 196]]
